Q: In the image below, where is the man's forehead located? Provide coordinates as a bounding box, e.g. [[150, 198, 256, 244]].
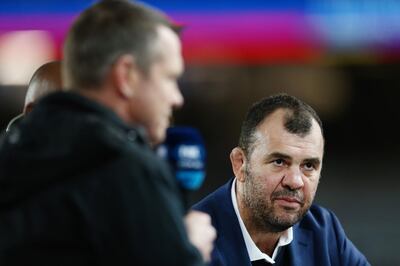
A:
[[153, 25, 183, 72], [252, 112, 324, 155], [257, 109, 322, 137], [155, 25, 182, 55]]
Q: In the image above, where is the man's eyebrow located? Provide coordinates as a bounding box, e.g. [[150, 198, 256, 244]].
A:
[[304, 158, 321, 165], [264, 152, 292, 161], [264, 153, 321, 165]]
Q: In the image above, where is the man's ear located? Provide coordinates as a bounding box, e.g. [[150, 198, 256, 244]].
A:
[[230, 147, 247, 182], [23, 102, 34, 114], [112, 54, 138, 99]]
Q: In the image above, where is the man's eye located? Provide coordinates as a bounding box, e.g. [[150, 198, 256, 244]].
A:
[[273, 159, 285, 166], [303, 162, 315, 171]]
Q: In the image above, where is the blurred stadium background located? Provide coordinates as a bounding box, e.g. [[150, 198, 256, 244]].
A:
[[1, 1, 399, 264]]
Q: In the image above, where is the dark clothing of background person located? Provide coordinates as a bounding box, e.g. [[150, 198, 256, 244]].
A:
[[0, 92, 204, 266], [1, 104, 24, 137], [5, 113, 24, 133]]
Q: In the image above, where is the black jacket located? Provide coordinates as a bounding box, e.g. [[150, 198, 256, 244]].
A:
[[0, 92, 203, 266]]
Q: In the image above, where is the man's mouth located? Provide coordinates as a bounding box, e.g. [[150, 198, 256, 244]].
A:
[[274, 196, 302, 204], [273, 197, 303, 209]]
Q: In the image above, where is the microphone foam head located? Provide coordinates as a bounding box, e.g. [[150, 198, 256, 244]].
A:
[[157, 126, 206, 190]]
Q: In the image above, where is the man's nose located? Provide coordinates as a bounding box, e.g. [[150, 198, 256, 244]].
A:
[[172, 86, 184, 109], [281, 167, 304, 190]]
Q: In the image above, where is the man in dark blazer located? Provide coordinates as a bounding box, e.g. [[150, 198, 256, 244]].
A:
[[193, 94, 370, 266]]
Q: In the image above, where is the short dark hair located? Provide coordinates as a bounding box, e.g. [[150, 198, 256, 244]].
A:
[[239, 93, 324, 157], [63, 0, 180, 89]]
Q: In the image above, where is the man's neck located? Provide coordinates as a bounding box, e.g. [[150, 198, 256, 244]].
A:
[[77, 87, 131, 124], [247, 226, 282, 256]]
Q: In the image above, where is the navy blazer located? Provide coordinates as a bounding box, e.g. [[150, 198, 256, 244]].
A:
[[193, 179, 370, 266]]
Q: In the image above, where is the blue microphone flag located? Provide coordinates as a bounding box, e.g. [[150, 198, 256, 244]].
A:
[[157, 126, 206, 190]]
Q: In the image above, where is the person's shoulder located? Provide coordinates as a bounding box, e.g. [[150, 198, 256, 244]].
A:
[[297, 206, 371, 265], [192, 180, 232, 214], [300, 204, 334, 223], [297, 204, 343, 233]]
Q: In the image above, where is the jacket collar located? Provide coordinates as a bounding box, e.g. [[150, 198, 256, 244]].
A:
[[37, 91, 149, 145]]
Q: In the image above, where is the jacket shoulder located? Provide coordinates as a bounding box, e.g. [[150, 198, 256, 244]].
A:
[[299, 204, 337, 228], [192, 181, 231, 215], [297, 204, 348, 240], [297, 204, 371, 265]]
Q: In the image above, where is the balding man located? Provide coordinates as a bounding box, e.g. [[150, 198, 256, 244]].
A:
[[5, 60, 61, 132], [193, 93, 370, 266]]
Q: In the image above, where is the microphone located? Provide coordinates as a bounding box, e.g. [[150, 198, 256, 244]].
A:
[[157, 126, 206, 206]]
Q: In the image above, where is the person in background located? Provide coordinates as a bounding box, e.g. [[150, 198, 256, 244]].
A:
[[0, 1, 215, 265], [5, 60, 62, 132], [193, 93, 370, 266]]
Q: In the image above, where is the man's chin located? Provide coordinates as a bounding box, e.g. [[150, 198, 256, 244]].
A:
[[268, 211, 304, 231], [254, 211, 299, 232], [267, 217, 297, 232], [144, 125, 164, 146]]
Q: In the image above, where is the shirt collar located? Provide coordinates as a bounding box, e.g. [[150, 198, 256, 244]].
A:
[[231, 178, 293, 264]]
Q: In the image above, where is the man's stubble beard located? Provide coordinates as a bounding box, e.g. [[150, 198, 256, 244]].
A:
[[242, 164, 313, 233]]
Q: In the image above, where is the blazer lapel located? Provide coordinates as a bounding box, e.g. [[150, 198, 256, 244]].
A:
[[287, 225, 314, 266], [211, 179, 252, 266]]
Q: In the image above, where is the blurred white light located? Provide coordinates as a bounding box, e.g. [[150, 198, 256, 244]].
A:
[[0, 30, 55, 85]]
